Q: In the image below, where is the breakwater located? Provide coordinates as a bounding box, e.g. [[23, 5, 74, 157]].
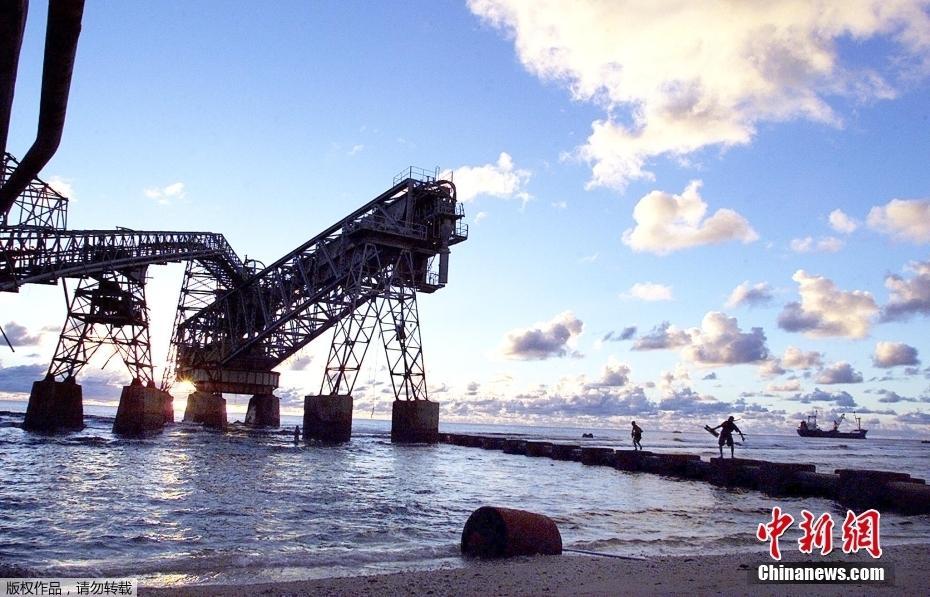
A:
[[440, 433, 930, 515]]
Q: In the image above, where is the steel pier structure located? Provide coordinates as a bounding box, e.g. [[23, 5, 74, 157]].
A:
[[2, 156, 467, 441], [1, 152, 249, 434], [172, 167, 467, 442]]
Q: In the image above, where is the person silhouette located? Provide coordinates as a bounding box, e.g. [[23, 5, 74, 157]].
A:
[[631, 421, 643, 451], [712, 416, 744, 458], [293, 425, 300, 443]]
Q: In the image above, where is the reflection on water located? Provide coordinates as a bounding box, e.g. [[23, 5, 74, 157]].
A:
[[0, 401, 928, 586]]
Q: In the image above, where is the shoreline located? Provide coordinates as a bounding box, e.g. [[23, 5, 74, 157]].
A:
[[141, 542, 930, 596]]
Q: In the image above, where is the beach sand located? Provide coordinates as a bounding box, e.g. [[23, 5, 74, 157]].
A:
[[142, 542, 929, 596]]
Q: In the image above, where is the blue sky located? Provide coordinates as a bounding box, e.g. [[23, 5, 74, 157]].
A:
[[2, 1, 930, 436]]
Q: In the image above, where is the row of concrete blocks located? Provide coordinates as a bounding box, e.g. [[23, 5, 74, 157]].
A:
[[439, 434, 930, 516], [23, 379, 442, 443]]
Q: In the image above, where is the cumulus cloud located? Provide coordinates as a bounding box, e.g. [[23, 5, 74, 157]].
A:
[[828, 209, 858, 234], [882, 258, 930, 321], [1, 322, 42, 346], [0, 363, 47, 393], [782, 346, 824, 370], [816, 361, 863, 384], [657, 387, 730, 416], [777, 270, 878, 338], [872, 341, 920, 368], [622, 181, 757, 255], [621, 282, 673, 302], [632, 321, 690, 351], [596, 358, 631, 387], [681, 312, 769, 366], [46, 175, 75, 200], [468, 0, 930, 189], [445, 152, 531, 203], [867, 198, 930, 243], [725, 281, 773, 309], [768, 379, 802, 393], [635, 312, 768, 366], [792, 388, 858, 407], [759, 359, 787, 378], [789, 236, 844, 253], [897, 411, 930, 425], [473, 211, 488, 225], [144, 182, 186, 205], [500, 310, 583, 360], [875, 389, 917, 403]]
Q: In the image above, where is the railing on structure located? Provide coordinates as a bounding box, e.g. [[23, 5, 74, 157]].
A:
[[393, 166, 440, 186]]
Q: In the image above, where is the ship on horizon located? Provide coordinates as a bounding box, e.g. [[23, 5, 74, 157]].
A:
[[798, 410, 867, 439]]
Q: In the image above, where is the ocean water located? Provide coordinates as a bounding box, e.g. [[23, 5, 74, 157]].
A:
[[1, 400, 928, 587]]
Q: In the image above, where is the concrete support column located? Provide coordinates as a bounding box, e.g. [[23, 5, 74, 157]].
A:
[[113, 382, 172, 435], [245, 393, 280, 428], [183, 390, 227, 430], [391, 399, 439, 443], [163, 391, 175, 424], [303, 394, 352, 442], [24, 377, 84, 432]]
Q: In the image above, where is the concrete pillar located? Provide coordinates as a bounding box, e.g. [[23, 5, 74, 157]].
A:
[[304, 394, 352, 442], [23, 377, 84, 432], [245, 393, 280, 427], [183, 390, 227, 430], [162, 391, 175, 424], [390, 399, 439, 443], [113, 382, 172, 435]]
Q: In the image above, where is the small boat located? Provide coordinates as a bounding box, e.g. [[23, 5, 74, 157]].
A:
[[797, 411, 867, 439]]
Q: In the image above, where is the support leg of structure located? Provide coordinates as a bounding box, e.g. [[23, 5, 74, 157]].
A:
[[183, 390, 227, 430], [303, 394, 352, 442], [23, 377, 84, 432], [245, 393, 280, 428], [163, 391, 175, 424], [113, 381, 171, 435], [391, 399, 439, 443]]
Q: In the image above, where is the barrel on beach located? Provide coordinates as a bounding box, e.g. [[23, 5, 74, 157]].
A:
[[461, 506, 562, 558]]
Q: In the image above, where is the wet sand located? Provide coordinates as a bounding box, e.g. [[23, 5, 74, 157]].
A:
[[142, 542, 929, 596]]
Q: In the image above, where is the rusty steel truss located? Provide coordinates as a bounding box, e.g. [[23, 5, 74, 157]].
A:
[[173, 167, 467, 401]]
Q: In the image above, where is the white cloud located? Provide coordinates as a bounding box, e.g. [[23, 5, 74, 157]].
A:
[[725, 281, 773, 309], [469, 0, 929, 189], [782, 346, 824, 370], [500, 310, 583, 360], [445, 152, 531, 203], [578, 252, 598, 264], [816, 361, 863, 384], [621, 282, 673, 302], [867, 198, 930, 243], [347, 144, 365, 156], [622, 180, 757, 255], [883, 258, 930, 320], [1, 321, 42, 346], [596, 358, 632, 387], [46, 175, 75, 200], [828, 209, 858, 234], [144, 182, 186, 205], [474, 211, 488, 225], [768, 379, 802, 393], [552, 200, 568, 210], [633, 321, 690, 351], [789, 236, 844, 253], [777, 270, 878, 339], [873, 341, 920, 368], [681, 312, 769, 366], [759, 358, 787, 378]]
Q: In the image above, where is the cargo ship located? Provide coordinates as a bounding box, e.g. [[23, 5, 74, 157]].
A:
[[797, 411, 867, 439]]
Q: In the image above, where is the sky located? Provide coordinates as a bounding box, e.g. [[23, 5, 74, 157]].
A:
[[2, 0, 930, 437]]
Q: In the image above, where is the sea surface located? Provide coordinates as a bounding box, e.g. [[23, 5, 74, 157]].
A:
[[1, 399, 928, 587]]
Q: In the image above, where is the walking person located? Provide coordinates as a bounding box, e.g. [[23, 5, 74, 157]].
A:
[[631, 420, 643, 451], [712, 416, 744, 458], [294, 425, 301, 443]]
